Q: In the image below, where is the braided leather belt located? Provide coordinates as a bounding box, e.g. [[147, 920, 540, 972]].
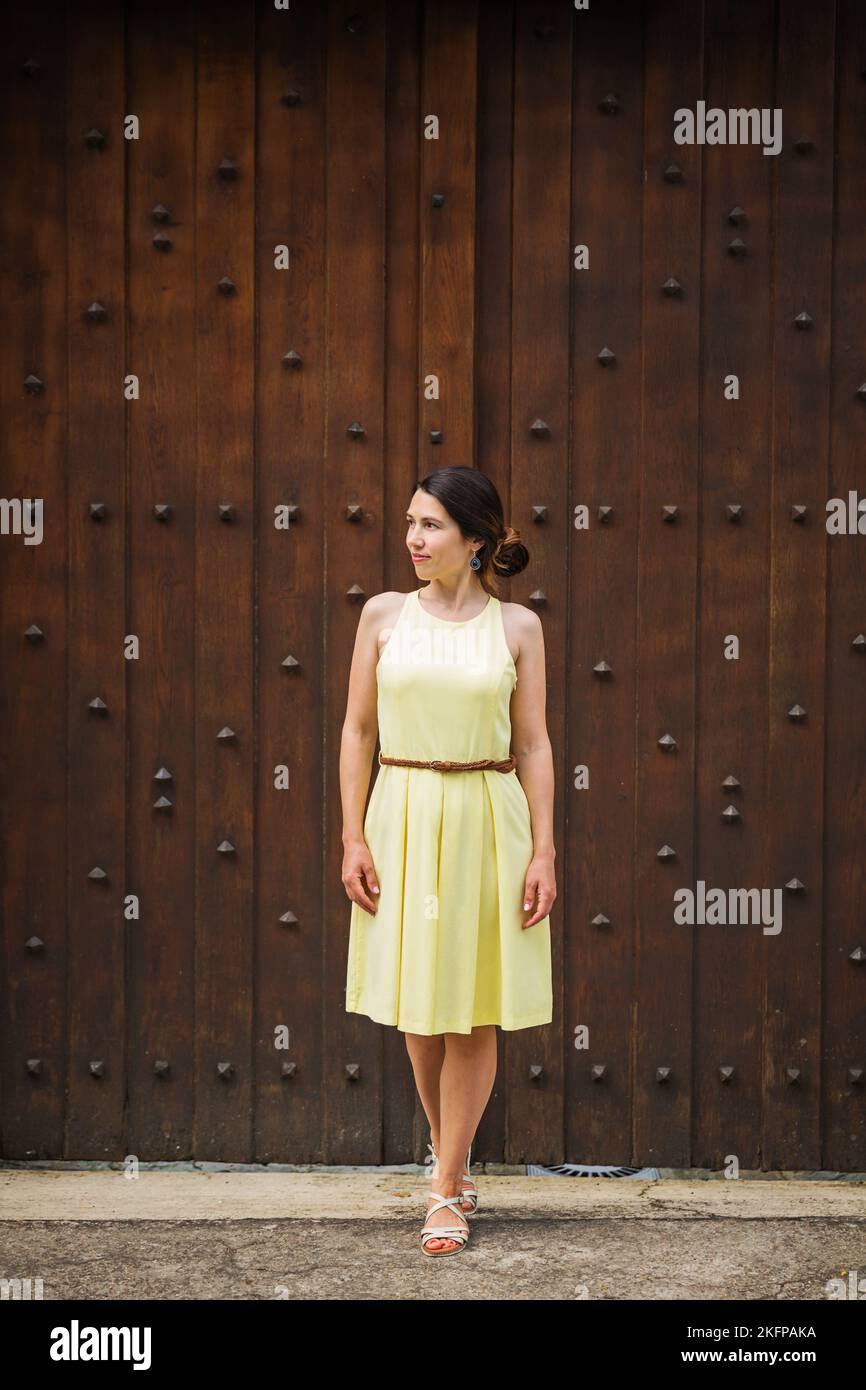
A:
[[378, 752, 517, 773]]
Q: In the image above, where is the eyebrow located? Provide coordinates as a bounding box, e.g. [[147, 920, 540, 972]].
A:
[[405, 512, 442, 523]]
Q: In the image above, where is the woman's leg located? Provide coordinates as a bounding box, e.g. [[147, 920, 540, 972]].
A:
[[404, 1030, 446, 1139], [406, 1024, 498, 1251]]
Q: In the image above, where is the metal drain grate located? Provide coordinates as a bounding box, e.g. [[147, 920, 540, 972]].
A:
[[527, 1163, 661, 1178]]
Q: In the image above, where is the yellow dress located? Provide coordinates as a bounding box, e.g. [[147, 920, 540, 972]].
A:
[[345, 587, 552, 1035]]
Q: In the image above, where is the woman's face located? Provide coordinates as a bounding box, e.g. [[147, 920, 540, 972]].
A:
[[404, 490, 476, 578]]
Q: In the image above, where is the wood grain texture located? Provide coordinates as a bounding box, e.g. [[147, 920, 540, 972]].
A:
[[1, 0, 863, 1170]]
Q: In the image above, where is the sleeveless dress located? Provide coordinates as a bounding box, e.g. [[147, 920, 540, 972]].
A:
[[344, 587, 553, 1035]]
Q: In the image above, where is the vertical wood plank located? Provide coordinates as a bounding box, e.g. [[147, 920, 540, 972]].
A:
[[508, 0, 571, 1164], [193, 0, 255, 1160], [66, 1, 127, 1157], [823, 0, 866, 1171], [763, 0, 834, 1171], [0, 0, 68, 1158], [126, 2, 197, 1157], [419, 0, 478, 470], [568, 0, 644, 1166], [634, 0, 702, 1168], [694, 0, 776, 1169], [325, 0, 387, 1163], [255, 0, 328, 1164]]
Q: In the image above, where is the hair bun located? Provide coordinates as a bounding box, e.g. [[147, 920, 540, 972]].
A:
[[494, 525, 521, 556], [492, 524, 529, 578]]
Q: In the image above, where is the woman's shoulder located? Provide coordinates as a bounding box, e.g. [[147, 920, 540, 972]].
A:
[[500, 599, 542, 634], [499, 599, 542, 666], [361, 590, 414, 622]]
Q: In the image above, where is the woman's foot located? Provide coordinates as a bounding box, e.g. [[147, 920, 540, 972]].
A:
[[459, 1164, 477, 1214], [426, 1140, 477, 1214], [421, 1185, 469, 1254]]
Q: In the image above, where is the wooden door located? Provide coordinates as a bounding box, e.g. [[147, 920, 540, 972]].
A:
[[1, 0, 863, 1170]]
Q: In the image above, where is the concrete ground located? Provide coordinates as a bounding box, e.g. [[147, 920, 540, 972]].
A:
[[1, 1165, 865, 1300]]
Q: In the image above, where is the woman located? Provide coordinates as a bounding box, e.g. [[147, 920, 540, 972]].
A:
[[339, 466, 555, 1256]]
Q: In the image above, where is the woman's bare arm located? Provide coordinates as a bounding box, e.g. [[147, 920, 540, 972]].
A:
[[339, 596, 384, 845], [509, 607, 556, 858], [508, 606, 557, 927], [340, 595, 400, 915]]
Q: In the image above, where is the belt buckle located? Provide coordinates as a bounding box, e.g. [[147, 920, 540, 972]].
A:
[[428, 759, 446, 770]]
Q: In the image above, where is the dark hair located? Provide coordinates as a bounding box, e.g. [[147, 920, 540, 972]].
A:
[[413, 466, 529, 595]]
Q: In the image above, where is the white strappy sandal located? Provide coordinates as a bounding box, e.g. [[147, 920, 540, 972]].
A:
[[420, 1191, 470, 1256], [425, 1139, 478, 1215]]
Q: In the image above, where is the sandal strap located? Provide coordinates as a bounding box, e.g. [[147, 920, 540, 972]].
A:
[[419, 1228, 467, 1251], [421, 1193, 470, 1246], [421, 1231, 468, 1247], [425, 1192, 468, 1220]]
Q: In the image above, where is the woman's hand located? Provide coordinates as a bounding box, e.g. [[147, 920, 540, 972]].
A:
[[342, 838, 381, 916], [522, 853, 556, 928]]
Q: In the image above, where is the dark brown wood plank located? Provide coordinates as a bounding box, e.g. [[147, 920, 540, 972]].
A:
[[66, 1, 127, 1158], [325, 0, 387, 1163], [126, 1, 198, 1157], [0, 0, 68, 1159], [633, 0, 703, 1171], [694, 0, 776, 1170], [568, 0, 644, 1166], [823, 0, 866, 1171], [418, 0, 478, 469], [193, 0, 255, 1161], [254, 0, 328, 1165], [506, 0, 571, 1165], [763, 0, 834, 1171]]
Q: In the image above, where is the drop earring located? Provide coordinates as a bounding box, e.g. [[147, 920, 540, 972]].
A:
[[469, 552, 481, 570]]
